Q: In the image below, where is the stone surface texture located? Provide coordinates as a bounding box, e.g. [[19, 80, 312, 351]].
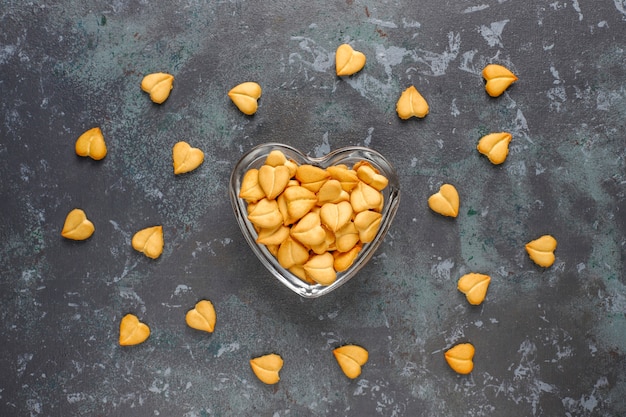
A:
[[1, 1, 625, 416]]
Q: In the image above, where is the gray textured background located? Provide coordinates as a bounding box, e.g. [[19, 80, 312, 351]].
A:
[[1, 0, 625, 416]]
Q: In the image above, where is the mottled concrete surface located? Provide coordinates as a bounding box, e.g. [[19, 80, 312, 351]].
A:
[[1, 1, 625, 416]]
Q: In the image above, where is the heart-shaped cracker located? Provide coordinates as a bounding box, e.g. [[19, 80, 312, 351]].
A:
[[396, 85, 429, 119], [141, 72, 174, 104], [132, 225, 164, 259], [457, 273, 491, 305], [356, 164, 389, 191], [445, 343, 475, 374], [350, 182, 383, 213], [428, 184, 459, 218], [296, 164, 330, 193], [185, 300, 217, 333], [354, 210, 382, 243], [258, 165, 291, 200], [239, 169, 266, 203], [316, 179, 344, 205], [335, 43, 366, 76], [257, 225, 290, 246], [303, 252, 336, 285], [228, 82, 262, 115], [75, 127, 107, 160], [320, 201, 353, 232], [333, 244, 362, 272], [119, 313, 150, 346], [482, 64, 518, 97], [173, 141, 205, 175], [248, 198, 283, 229], [265, 150, 288, 166], [250, 353, 283, 384], [290, 212, 326, 247], [61, 208, 95, 240], [525, 234, 557, 267], [277, 236, 310, 269], [477, 132, 512, 165], [327, 165, 359, 191], [333, 344, 369, 379], [282, 186, 318, 223]]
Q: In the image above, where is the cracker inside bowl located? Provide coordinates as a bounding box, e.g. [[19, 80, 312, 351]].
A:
[[229, 143, 400, 298]]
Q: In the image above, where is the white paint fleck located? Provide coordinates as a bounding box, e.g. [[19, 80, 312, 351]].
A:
[[353, 379, 369, 396], [290, 36, 334, 73], [479, 20, 510, 47], [312, 132, 330, 157], [458, 49, 479, 74], [547, 86, 567, 112], [26, 399, 42, 415], [401, 18, 421, 28], [173, 285, 191, 296], [535, 162, 546, 175], [0, 44, 16, 64], [463, 4, 490, 13], [148, 378, 169, 394], [367, 18, 397, 28], [430, 258, 455, 281], [572, 0, 583, 20], [417, 32, 461, 76], [549, 65, 561, 83], [118, 288, 146, 312], [506, 160, 527, 177], [450, 98, 460, 117], [364, 127, 374, 147], [66, 393, 86, 404], [375, 44, 414, 78], [596, 90, 621, 111], [327, 310, 339, 319], [20, 163, 33, 182], [17, 353, 33, 377], [215, 342, 240, 357]]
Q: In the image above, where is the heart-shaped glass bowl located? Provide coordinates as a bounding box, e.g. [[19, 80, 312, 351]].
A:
[[229, 143, 400, 298]]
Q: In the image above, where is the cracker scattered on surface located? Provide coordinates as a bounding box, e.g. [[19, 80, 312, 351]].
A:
[[75, 127, 107, 160], [335, 43, 366, 76], [396, 85, 429, 119], [457, 273, 491, 305], [141, 72, 174, 104], [173, 141, 205, 175], [525, 234, 557, 267], [185, 300, 217, 333], [250, 353, 284, 384], [428, 184, 459, 218], [482, 64, 518, 97], [477, 132, 512, 165], [228, 82, 262, 115], [444, 343, 475, 374], [119, 313, 150, 346], [61, 208, 95, 241], [333, 344, 369, 379], [132, 225, 164, 259]]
